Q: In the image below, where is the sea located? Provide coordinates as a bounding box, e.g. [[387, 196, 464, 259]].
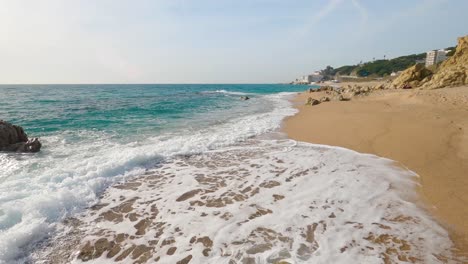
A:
[[0, 84, 456, 263]]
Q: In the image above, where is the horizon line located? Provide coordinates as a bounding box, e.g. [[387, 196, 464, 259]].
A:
[[0, 82, 294, 85]]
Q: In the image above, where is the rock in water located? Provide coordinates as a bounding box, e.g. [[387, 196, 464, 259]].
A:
[[240, 96, 250, 100], [0, 120, 42, 152]]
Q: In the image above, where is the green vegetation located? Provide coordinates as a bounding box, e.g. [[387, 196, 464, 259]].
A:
[[324, 53, 427, 78], [318, 45, 456, 79], [332, 65, 356, 76], [357, 53, 427, 76], [446, 46, 456, 56]]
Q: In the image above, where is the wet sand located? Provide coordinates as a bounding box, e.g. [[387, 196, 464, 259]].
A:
[[31, 85, 468, 263], [284, 84, 468, 255], [34, 139, 456, 263]]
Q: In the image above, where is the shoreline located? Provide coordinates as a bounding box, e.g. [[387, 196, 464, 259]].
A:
[[283, 83, 468, 255], [33, 138, 457, 263], [28, 86, 467, 263]]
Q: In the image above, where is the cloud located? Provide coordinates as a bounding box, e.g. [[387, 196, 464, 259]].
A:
[[351, 0, 368, 25], [295, 0, 344, 37]]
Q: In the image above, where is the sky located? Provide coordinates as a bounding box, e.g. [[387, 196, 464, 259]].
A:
[[0, 0, 467, 84]]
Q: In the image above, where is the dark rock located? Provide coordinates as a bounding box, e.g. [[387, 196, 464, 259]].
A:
[[402, 83, 412, 89], [240, 96, 250, 100], [0, 120, 42, 152]]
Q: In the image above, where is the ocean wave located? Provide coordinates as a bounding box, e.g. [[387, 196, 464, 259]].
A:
[[0, 92, 297, 263], [32, 139, 455, 263], [201, 89, 252, 96]]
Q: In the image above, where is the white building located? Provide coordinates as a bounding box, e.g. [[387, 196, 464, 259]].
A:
[[295, 75, 311, 84], [425, 49, 448, 67], [310, 71, 324, 82], [293, 71, 324, 84]]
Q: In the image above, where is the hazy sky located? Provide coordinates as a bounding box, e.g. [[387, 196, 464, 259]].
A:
[[0, 0, 467, 84]]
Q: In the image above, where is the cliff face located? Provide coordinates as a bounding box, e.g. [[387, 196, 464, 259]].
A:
[[390, 63, 432, 89], [422, 35, 468, 89], [390, 35, 468, 89]]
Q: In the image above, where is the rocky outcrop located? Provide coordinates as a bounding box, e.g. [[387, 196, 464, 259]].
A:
[[422, 35, 468, 89], [336, 94, 350, 101], [372, 83, 387, 90], [340, 84, 377, 97], [389, 35, 468, 89], [0, 120, 41, 152], [305, 82, 390, 104], [305, 97, 320, 106], [309, 86, 335, 93], [390, 63, 433, 89]]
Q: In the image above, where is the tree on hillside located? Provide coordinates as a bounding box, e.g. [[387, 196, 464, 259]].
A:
[[321, 66, 335, 80], [446, 46, 456, 56], [332, 65, 358, 76], [330, 52, 426, 77]]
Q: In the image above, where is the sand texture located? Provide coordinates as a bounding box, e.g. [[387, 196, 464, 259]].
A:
[[284, 85, 468, 255], [33, 140, 457, 263]]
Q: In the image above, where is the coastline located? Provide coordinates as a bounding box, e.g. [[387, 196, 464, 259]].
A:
[[28, 85, 466, 263], [34, 139, 457, 263], [283, 83, 468, 254]]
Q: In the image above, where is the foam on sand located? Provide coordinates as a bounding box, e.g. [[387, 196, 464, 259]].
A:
[[0, 92, 297, 263], [33, 139, 456, 263]]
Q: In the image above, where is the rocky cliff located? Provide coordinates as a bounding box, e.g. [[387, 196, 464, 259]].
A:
[[390, 35, 468, 89], [421, 35, 468, 89], [390, 63, 433, 89]]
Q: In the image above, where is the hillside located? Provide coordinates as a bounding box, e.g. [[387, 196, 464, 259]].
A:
[[324, 46, 456, 79], [333, 53, 426, 77], [390, 35, 467, 89], [421, 36, 468, 88]]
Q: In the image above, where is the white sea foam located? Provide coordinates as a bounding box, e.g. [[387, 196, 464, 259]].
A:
[[2, 91, 460, 263], [33, 140, 456, 263], [0, 93, 297, 263], [202, 89, 252, 96]]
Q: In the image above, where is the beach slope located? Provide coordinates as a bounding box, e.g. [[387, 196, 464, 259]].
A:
[[284, 86, 468, 251]]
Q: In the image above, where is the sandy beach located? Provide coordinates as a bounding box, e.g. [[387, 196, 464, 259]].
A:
[[26, 84, 467, 263], [284, 84, 468, 255]]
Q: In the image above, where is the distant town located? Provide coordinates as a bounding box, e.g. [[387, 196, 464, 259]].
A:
[[292, 47, 454, 85]]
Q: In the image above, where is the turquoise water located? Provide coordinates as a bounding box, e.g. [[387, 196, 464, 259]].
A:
[[0, 84, 456, 263], [2, 84, 305, 136], [0, 84, 307, 262]]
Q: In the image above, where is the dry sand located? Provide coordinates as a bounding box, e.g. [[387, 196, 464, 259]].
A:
[[284, 84, 468, 254]]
